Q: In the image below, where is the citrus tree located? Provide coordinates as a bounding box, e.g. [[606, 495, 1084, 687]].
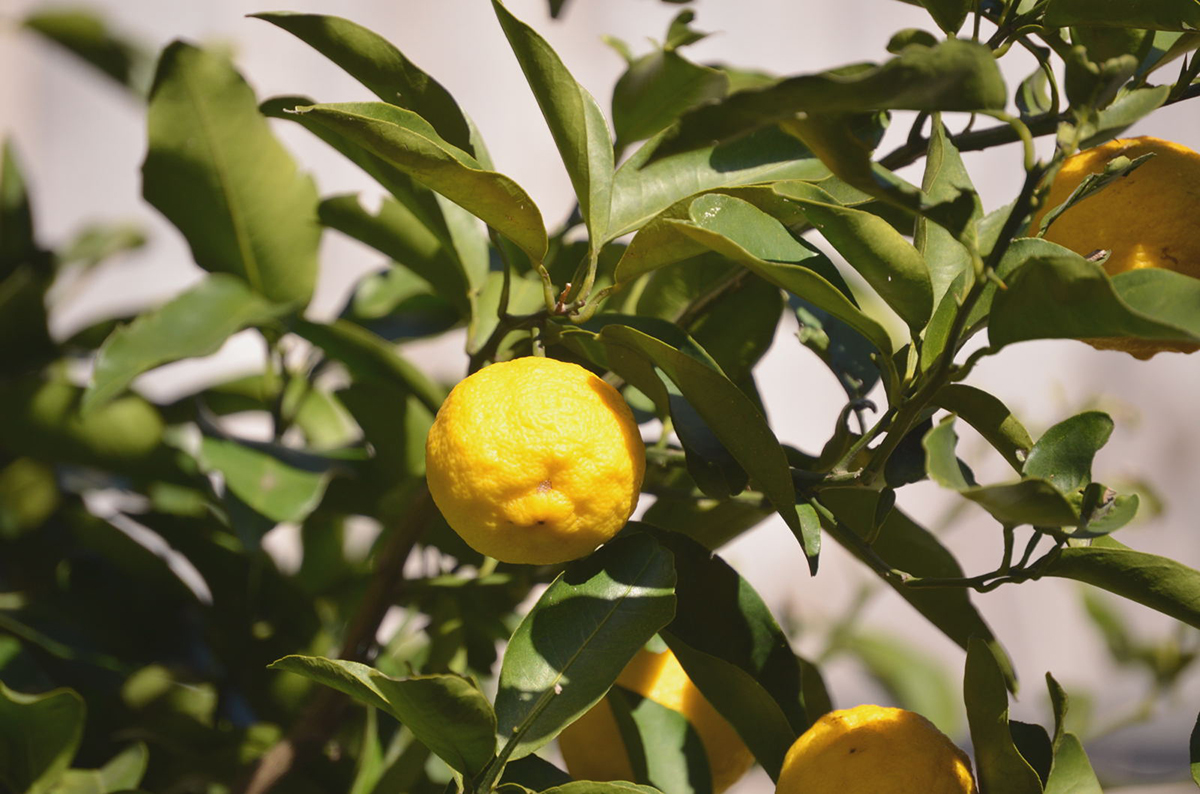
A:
[[3, 1, 1200, 793]]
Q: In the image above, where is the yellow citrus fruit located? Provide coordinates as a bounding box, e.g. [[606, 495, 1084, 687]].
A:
[[559, 648, 755, 793], [424, 356, 644, 565], [1030, 135, 1200, 358], [776, 705, 976, 794]]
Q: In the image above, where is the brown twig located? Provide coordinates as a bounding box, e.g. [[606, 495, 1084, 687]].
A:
[[233, 486, 437, 794]]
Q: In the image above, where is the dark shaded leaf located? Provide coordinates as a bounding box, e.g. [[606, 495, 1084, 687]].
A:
[[1, 139, 39, 280], [1045, 0, 1200, 30], [143, 42, 320, 305], [494, 534, 676, 759], [1010, 721, 1054, 787], [651, 39, 1007, 161], [1191, 710, 1200, 786], [270, 655, 497, 777], [84, 275, 281, 412], [0, 683, 84, 794], [23, 8, 151, 95], [964, 638, 1045, 794]]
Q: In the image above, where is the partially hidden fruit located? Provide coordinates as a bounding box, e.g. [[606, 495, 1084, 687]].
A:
[[776, 705, 976, 794], [559, 648, 755, 793], [1031, 135, 1200, 358], [424, 356, 644, 565]]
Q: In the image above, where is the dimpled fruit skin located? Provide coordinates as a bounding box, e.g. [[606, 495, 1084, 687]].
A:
[[424, 356, 644, 565], [558, 649, 755, 794], [776, 705, 977, 794], [1030, 136, 1200, 358]]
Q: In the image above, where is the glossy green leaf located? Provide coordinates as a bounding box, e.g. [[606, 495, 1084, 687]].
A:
[[269, 655, 497, 777], [654, 195, 895, 388], [23, 8, 151, 95], [1044, 733, 1102, 794], [54, 743, 148, 794], [967, 480, 1082, 527], [655, 530, 811, 778], [773, 181, 932, 332], [933, 384, 1032, 473], [1023, 412, 1114, 494], [1, 139, 38, 280], [651, 39, 1007, 160], [611, 30, 728, 147], [923, 417, 975, 491], [319, 194, 471, 315], [493, 0, 613, 242], [818, 491, 1017, 690], [200, 437, 337, 525], [1045, 0, 1200, 30], [1043, 540, 1200, 630], [293, 102, 547, 261], [84, 275, 281, 412], [598, 323, 811, 557], [607, 127, 827, 240], [919, 0, 972, 33], [688, 274, 782, 384], [291, 319, 445, 414], [494, 534, 676, 759], [251, 12, 479, 155], [143, 42, 320, 305], [608, 686, 711, 793], [0, 683, 84, 794], [965, 638, 1045, 794], [1081, 85, 1171, 147], [989, 248, 1200, 349]]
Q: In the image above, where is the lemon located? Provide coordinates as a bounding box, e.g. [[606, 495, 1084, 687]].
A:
[[1030, 136, 1200, 358], [776, 705, 976, 794], [558, 648, 755, 793], [424, 356, 644, 565]]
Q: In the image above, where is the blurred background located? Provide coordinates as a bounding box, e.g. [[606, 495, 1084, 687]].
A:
[[2, 0, 1199, 791]]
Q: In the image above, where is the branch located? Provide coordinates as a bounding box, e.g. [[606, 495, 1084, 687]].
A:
[[233, 486, 437, 794]]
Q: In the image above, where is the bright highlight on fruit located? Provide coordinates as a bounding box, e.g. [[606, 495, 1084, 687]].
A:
[[776, 705, 977, 794], [558, 648, 755, 793], [424, 356, 645, 565], [1031, 135, 1200, 358]]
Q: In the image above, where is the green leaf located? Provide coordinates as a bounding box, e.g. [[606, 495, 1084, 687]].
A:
[[494, 534, 676, 759], [610, 26, 728, 147], [597, 323, 812, 558], [291, 319, 445, 414], [933, 384, 1032, 473], [0, 683, 85, 794], [1042, 540, 1200, 630], [251, 12, 479, 155], [1, 139, 39, 280], [654, 530, 812, 779], [83, 275, 281, 412], [607, 126, 827, 240], [142, 42, 320, 305], [57, 223, 146, 270], [964, 638, 1045, 794], [918, 0, 973, 33], [923, 417, 975, 491], [53, 743, 149, 794], [1045, 0, 1200, 30], [1044, 733, 1102, 794], [500, 756, 573, 791], [293, 102, 547, 261], [607, 687, 712, 794], [989, 249, 1200, 350], [199, 437, 338, 525], [793, 297, 882, 400], [1036, 153, 1155, 237], [650, 39, 1007, 160], [1081, 85, 1171, 147], [22, 8, 151, 95], [818, 491, 1017, 690], [1023, 412, 1114, 494], [318, 194, 471, 316], [1190, 710, 1200, 786], [269, 655, 497, 777], [541, 784, 663, 794], [341, 266, 459, 341], [773, 181, 933, 333], [492, 0, 613, 243]]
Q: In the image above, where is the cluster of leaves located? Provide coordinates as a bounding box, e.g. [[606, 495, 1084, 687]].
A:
[[3, 1, 1200, 793]]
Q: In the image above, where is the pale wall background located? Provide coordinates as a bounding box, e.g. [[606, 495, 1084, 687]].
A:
[[2, 0, 1199, 791]]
